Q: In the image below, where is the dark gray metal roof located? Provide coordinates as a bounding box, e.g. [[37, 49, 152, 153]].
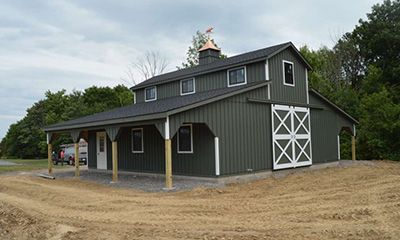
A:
[[44, 81, 269, 132], [131, 42, 312, 90]]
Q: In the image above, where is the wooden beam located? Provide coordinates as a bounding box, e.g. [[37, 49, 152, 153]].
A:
[[112, 141, 118, 182], [165, 139, 172, 189], [74, 143, 80, 177], [352, 136, 356, 160], [47, 143, 53, 175]]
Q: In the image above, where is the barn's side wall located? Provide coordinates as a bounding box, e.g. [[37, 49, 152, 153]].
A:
[[309, 93, 354, 164], [170, 85, 272, 176]]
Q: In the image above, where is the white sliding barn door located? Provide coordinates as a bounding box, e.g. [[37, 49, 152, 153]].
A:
[[271, 104, 312, 170]]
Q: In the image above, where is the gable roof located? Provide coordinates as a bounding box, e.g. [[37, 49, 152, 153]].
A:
[[131, 42, 312, 90], [309, 89, 358, 124], [44, 81, 269, 132]]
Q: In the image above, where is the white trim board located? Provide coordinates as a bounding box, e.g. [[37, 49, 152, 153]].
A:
[[227, 66, 247, 87], [131, 128, 144, 153], [177, 124, 193, 154], [282, 60, 295, 87], [180, 78, 196, 96]]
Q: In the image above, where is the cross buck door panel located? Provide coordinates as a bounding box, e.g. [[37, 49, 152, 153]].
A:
[[271, 104, 312, 170]]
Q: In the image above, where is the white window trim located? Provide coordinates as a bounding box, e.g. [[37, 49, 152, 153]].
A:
[[131, 128, 144, 153], [144, 86, 157, 102], [177, 124, 193, 154], [180, 78, 196, 96], [282, 60, 295, 87], [227, 66, 247, 87], [305, 67, 309, 104]]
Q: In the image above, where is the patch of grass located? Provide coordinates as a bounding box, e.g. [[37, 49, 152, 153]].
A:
[[0, 159, 65, 173]]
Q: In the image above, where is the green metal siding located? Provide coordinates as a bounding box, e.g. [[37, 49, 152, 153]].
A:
[[170, 86, 272, 175], [269, 48, 308, 103], [309, 93, 354, 164], [134, 61, 266, 103], [172, 123, 215, 176], [135, 90, 144, 103], [117, 125, 165, 173], [88, 131, 97, 169]]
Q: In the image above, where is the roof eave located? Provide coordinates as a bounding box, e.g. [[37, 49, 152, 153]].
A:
[[309, 88, 359, 124]]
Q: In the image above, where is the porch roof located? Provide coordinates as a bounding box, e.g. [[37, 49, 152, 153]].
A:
[[44, 81, 269, 132]]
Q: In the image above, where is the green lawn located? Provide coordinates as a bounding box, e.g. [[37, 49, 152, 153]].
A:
[[0, 159, 65, 173]]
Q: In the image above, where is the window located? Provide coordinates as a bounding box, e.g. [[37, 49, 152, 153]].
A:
[[99, 135, 105, 152], [180, 78, 195, 95], [177, 124, 193, 153], [283, 61, 294, 86], [131, 128, 143, 153], [145, 86, 157, 102], [227, 67, 246, 87]]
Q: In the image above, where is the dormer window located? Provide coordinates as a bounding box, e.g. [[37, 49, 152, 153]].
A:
[[283, 60, 294, 86], [145, 86, 157, 102], [181, 78, 195, 95], [227, 66, 247, 87]]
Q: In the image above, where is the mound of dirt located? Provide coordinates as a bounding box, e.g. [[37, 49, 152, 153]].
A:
[[0, 160, 399, 239]]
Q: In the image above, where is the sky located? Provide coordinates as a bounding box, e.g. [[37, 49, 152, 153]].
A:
[[0, 0, 379, 140]]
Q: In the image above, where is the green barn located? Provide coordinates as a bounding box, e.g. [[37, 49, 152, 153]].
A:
[[44, 40, 357, 189]]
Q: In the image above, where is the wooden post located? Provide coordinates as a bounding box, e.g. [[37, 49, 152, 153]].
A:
[[47, 143, 53, 175], [74, 143, 80, 177], [112, 141, 118, 182], [165, 139, 172, 189], [351, 136, 356, 160]]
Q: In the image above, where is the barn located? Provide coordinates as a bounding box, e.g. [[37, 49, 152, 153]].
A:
[[44, 40, 357, 189]]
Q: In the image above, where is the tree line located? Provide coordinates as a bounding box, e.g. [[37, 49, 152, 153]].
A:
[[0, 86, 133, 159], [301, 0, 400, 160]]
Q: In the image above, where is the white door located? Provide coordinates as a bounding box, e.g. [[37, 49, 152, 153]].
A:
[[272, 104, 312, 170], [96, 132, 107, 170]]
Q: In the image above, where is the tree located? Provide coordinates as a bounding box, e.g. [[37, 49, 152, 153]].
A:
[[179, 30, 227, 69], [358, 88, 400, 160], [0, 85, 133, 159], [121, 51, 169, 86], [352, 0, 400, 88]]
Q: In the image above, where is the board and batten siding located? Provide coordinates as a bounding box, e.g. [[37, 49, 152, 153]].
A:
[[87, 124, 216, 176], [268, 48, 308, 104], [309, 93, 354, 163], [134, 61, 266, 103], [170, 85, 272, 175]]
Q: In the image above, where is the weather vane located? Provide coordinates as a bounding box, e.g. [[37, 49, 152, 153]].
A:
[[205, 27, 214, 39]]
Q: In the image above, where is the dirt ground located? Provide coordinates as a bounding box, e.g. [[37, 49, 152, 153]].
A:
[[0, 161, 399, 240]]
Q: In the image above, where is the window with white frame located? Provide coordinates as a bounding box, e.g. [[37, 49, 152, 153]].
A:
[[283, 61, 294, 86], [177, 124, 193, 153], [145, 86, 157, 102], [131, 128, 143, 153], [180, 78, 195, 95], [227, 67, 246, 87]]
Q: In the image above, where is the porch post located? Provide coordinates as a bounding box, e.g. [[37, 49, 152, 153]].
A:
[[165, 116, 173, 189], [47, 133, 53, 175], [351, 124, 356, 160], [74, 142, 80, 177], [112, 141, 118, 182], [105, 127, 121, 183]]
